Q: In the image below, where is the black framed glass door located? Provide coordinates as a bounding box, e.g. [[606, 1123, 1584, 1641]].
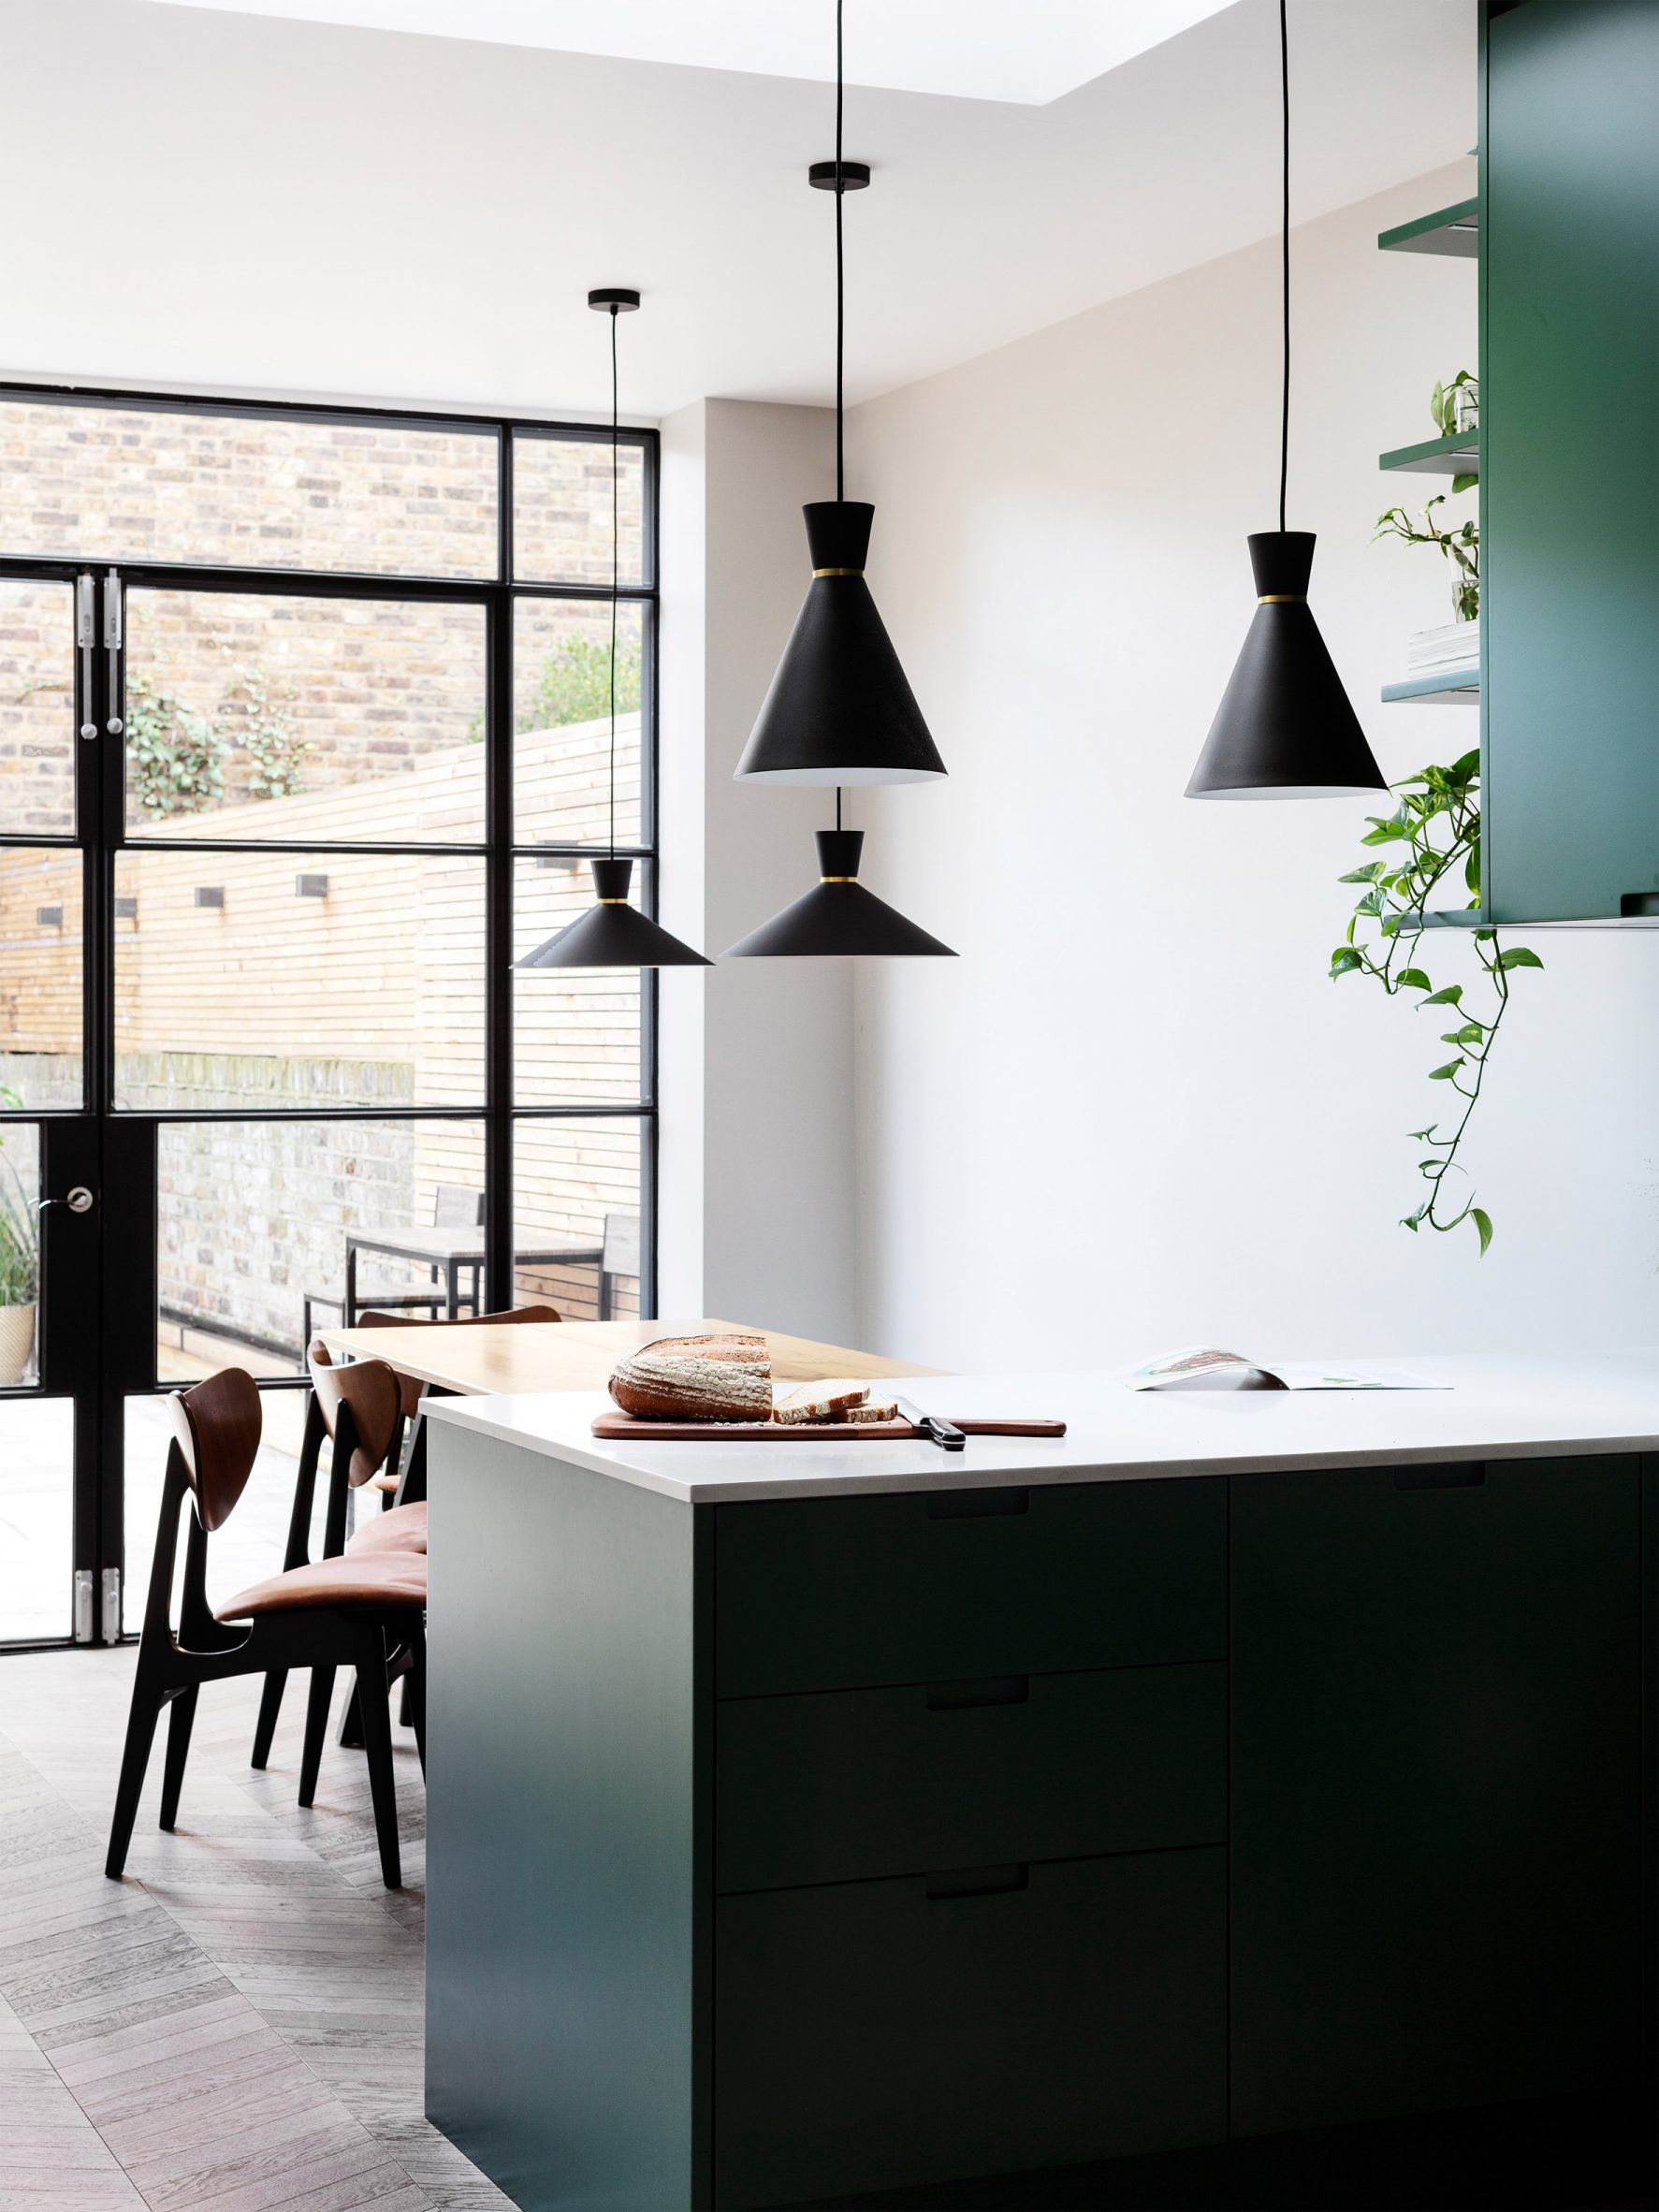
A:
[[0, 386, 661, 1648]]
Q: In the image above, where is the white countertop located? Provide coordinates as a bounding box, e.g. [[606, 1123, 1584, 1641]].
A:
[[423, 1348, 1659, 1505]]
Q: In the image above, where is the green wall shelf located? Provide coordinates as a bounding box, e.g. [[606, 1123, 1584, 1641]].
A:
[[1381, 672, 1479, 706], [1379, 431, 1479, 478], [1378, 198, 1479, 258]]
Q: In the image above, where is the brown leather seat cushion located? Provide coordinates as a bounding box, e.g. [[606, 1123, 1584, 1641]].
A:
[[347, 1501, 427, 1556], [216, 1552, 427, 1621]]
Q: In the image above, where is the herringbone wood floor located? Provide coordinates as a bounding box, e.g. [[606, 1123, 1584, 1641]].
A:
[[0, 1648, 509, 2212]]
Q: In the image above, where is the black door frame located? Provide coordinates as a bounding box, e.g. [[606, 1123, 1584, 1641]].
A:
[[0, 381, 661, 1648]]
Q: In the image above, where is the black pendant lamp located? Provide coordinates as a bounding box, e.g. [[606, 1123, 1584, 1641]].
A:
[[724, 4, 953, 962], [516, 291, 710, 971], [733, 2, 944, 789], [723, 828, 953, 959], [1186, 0, 1386, 801]]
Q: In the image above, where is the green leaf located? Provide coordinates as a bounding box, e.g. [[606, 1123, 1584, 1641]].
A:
[[1429, 1061, 1463, 1081], [1445, 1022, 1486, 1044], [1361, 822, 1407, 846], [1330, 947, 1364, 978], [1397, 968, 1432, 991], [1448, 749, 1480, 783], [1470, 1207, 1493, 1257], [1451, 472, 1477, 495], [1419, 984, 1463, 1007], [1338, 862, 1386, 884], [1408, 1126, 1439, 1142], [1498, 946, 1543, 970]]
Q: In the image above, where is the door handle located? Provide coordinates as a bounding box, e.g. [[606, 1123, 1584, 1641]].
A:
[[76, 574, 97, 739], [38, 1186, 95, 1215]]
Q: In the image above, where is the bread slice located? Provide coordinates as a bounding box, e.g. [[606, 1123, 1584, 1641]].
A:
[[837, 1398, 899, 1424], [774, 1378, 869, 1425], [609, 1351, 773, 1422], [643, 1332, 768, 1366]]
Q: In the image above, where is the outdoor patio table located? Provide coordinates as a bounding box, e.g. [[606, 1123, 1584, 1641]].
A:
[[342, 1224, 605, 1326]]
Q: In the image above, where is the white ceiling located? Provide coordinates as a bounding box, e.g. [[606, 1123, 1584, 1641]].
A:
[[137, 0, 1242, 106], [0, 0, 1476, 423]]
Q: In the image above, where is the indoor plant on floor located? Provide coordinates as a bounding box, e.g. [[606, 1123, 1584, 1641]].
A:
[[0, 1098, 39, 1385]]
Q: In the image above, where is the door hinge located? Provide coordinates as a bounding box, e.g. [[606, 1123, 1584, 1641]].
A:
[[74, 1568, 95, 1643], [101, 1567, 122, 1642]]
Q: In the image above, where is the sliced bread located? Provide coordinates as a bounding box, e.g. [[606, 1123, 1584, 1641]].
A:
[[774, 1378, 869, 1425], [837, 1398, 900, 1424], [609, 1350, 774, 1422]]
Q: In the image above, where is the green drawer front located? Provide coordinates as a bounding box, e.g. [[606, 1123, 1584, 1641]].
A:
[[714, 1476, 1227, 1697], [717, 1660, 1226, 1893], [714, 1847, 1227, 2208]]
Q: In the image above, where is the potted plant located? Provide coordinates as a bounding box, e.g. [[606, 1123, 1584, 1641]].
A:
[[0, 1105, 39, 1386]]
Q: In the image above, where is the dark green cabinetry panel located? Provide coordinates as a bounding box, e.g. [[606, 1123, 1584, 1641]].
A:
[[715, 1848, 1227, 2209], [1482, 0, 1659, 920], [1231, 1456, 1643, 2139], [717, 1661, 1225, 1893], [715, 1477, 1226, 1697]]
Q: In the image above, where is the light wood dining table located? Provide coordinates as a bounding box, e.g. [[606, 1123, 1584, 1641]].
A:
[[316, 1314, 944, 1398]]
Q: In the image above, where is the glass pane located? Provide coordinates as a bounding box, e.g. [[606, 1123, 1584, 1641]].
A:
[[514, 1116, 642, 1322], [125, 1390, 329, 1634], [513, 433, 645, 587], [0, 1398, 73, 1641], [514, 857, 643, 1105], [154, 1117, 488, 1384], [515, 598, 644, 848], [0, 397, 498, 578], [0, 577, 75, 836], [125, 589, 487, 841], [0, 1120, 41, 1387], [0, 850, 83, 1109], [113, 850, 487, 1111]]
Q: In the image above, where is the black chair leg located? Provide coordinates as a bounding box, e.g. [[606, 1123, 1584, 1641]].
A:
[[158, 1686, 198, 1831], [298, 1666, 335, 1808], [336, 1681, 365, 1750], [356, 1637, 402, 1889], [406, 1629, 426, 1777], [106, 1676, 164, 1879], [251, 1669, 286, 1769]]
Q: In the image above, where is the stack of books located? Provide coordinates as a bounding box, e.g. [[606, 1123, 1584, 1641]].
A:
[[1405, 617, 1479, 681]]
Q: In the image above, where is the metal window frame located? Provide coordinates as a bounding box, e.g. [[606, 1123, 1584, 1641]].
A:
[[0, 380, 661, 1641]]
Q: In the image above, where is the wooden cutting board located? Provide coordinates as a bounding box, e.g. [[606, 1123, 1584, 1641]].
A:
[[590, 1414, 1067, 1442]]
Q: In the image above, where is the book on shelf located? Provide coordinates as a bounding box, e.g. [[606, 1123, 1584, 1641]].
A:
[[1406, 616, 1479, 673]]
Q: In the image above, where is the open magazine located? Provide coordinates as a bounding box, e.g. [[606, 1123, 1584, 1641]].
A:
[[1128, 1346, 1450, 1392]]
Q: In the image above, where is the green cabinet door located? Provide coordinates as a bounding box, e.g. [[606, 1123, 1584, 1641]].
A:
[[1482, 0, 1659, 920], [1231, 1457, 1643, 2138]]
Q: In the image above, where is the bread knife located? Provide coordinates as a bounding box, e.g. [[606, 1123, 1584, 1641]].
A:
[[894, 1397, 967, 1451]]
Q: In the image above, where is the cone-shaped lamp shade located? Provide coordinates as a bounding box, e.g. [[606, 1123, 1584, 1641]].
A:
[[1186, 533, 1388, 799], [722, 830, 955, 959], [735, 503, 946, 786], [514, 857, 711, 969]]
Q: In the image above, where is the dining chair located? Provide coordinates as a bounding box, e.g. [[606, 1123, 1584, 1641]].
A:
[[354, 1302, 563, 1502], [108, 1367, 426, 1890]]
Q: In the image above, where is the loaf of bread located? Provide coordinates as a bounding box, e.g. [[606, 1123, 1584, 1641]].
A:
[[609, 1349, 774, 1421], [774, 1377, 869, 1424], [641, 1332, 768, 1366]]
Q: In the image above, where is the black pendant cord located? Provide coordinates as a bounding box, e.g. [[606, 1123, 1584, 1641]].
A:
[[1278, 0, 1289, 535], [608, 302, 619, 861], [835, 0, 845, 502]]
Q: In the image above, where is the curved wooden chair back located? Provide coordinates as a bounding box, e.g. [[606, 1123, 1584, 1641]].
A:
[[169, 1367, 263, 1534], [307, 1343, 401, 1490]]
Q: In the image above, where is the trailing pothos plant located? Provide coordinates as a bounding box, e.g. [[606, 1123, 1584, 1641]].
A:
[[1330, 749, 1541, 1255]]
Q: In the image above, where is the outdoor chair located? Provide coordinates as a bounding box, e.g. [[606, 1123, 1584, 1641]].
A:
[[299, 1182, 488, 1341], [107, 1366, 426, 1891]]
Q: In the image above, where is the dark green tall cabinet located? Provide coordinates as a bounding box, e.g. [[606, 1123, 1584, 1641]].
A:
[[1481, 0, 1659, 923]]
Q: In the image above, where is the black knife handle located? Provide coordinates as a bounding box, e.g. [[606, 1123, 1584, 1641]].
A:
[[920, 1414, 967, 1452]]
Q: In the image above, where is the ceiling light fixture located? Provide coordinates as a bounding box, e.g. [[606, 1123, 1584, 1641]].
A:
[[725, 0, 954, 963], [1185, 0, 1386, 801], [516, 291, 711, 971]]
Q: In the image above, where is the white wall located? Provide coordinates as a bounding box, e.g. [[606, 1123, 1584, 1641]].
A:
[[657, 398, 859, 1342], [848, 161, 1659, 1373]]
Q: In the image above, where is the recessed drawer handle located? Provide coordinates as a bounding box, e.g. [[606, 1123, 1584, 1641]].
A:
[[1393, 1463, 1485, 1491], [925, 1674, 1029, 1711], [924, 1863, 1028, 1901], [924, 1486, 1029, 1520]]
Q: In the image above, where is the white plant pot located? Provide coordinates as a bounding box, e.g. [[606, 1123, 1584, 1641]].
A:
[[0, 1302, 36, 1387]]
